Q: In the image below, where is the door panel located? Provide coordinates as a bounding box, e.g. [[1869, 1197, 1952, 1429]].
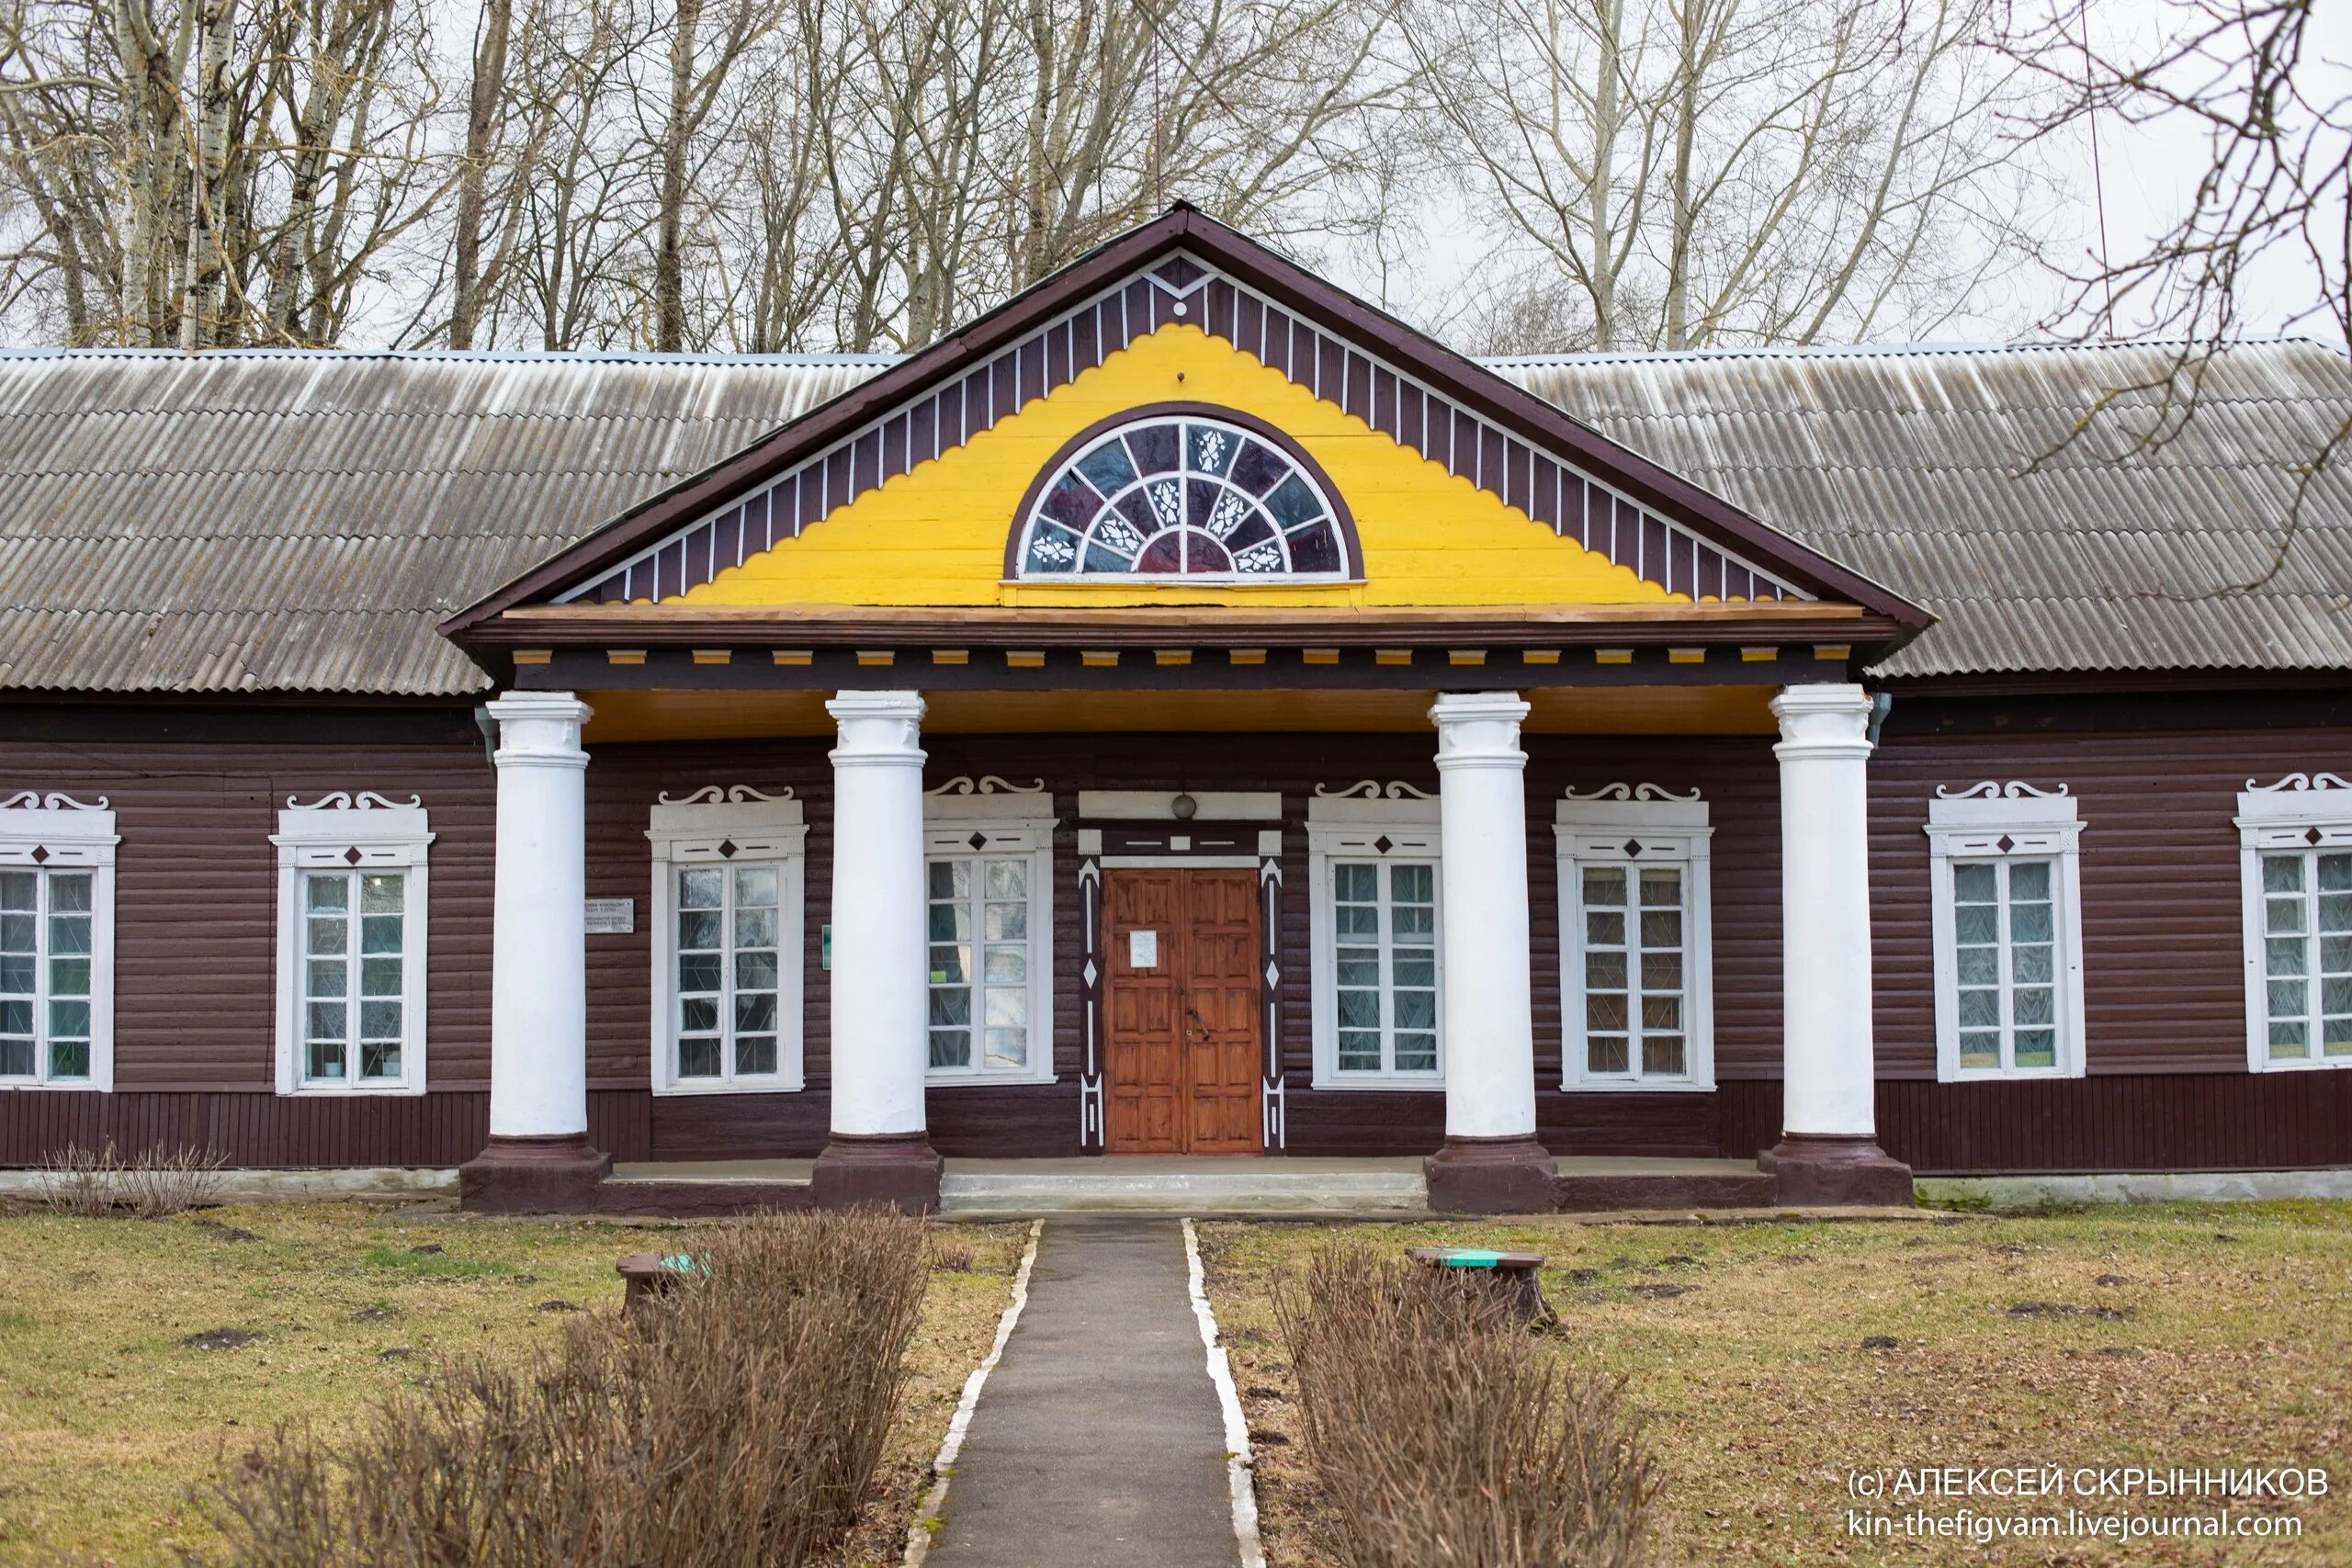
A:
[[1103, 868, 1263, 1155]]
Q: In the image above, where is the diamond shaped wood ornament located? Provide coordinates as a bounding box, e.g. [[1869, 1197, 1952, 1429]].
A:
[[718, 840, 739, 859]]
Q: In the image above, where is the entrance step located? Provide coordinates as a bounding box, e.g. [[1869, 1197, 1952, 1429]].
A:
[[600, 1159, 813, 1218], [940, 1156, 1428, 1215], [1553, 1156, 1777, 1212]]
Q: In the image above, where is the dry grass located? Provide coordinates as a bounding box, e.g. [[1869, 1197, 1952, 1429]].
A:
[[1202, 1201, 2352, 1568], [36, 1142, 229, 1219], [0, 1201, 1025, 1567]]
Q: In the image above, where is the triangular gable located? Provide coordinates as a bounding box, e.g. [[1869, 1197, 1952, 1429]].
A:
[[447, 207, 1925, 630]]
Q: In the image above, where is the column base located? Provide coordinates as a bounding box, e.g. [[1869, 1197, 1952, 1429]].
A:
[[1424, 1134, 1556, 1214], [811, 1131, 943, 1213], [1758, 1133, 1914, 1207], [458, 1134, 612, 1215]]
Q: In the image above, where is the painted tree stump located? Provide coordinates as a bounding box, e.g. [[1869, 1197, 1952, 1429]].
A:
[[616, 1252, 707, 1321], [1407, 1246, 1553, 1323]]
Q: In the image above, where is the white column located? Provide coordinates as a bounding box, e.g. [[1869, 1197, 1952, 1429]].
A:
[[486, 692, 593, 1141], [1771, 682, 1879, 1137], [1430, 691, 1539, 1143], [825, 690, 930, 1139]]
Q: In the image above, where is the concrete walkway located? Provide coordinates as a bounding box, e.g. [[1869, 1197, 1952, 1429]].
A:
[[925, 1216, 1240, 1567]]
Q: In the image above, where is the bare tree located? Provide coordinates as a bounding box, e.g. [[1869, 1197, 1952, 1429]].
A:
[[1411, 0, 2047, 352], [448, 0, 510, 348]]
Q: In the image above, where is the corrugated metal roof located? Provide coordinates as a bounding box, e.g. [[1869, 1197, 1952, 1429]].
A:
[[1, 339, 2345, 694]]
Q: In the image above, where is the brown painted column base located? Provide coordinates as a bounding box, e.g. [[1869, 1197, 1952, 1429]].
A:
[[1758, 1133, 1914, 1206], [811, 1131, 943, 1213], [458, 1133, 612, 1215], [1424, 1134, 1558, 1214]]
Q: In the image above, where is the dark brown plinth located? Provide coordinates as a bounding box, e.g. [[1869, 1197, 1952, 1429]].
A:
[[1553, 1166, 1779, 1213], [458, 1133, 613, 1214], [595, 1180, 815, 1219], [1758, 1133, 1915, 1206], [1424, 1134, 1557, 1214], [810, 1131, 943, 1213]]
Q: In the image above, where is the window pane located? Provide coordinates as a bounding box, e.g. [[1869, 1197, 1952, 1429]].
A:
[[1337, 989, 1381, 1029], [1958, 988, 1999, 1028], [984, 946, 1027, 984], [1392, 952, 1434, 990], [1585, 951, 1626, 989], [1390, 863, 1433, 904], [2268, 1019, 2309, 1058], [929, 1029, 970, 1068], [0, 871, 33, 911], [1336, 1032, 1381, 1071], [2007, 900, 2052, 944], [984, 1027, 1028, 1067], [359, 874, 401, 914], [359, 1041, 401, 1079], [929, 987, 971, 1026], [0, 955, 29, 994], [1333, 863, 1377, 902], [736, 1035, 777, 1076], [1588, 1036, 1628, 1073], [1334, 905, 1379, 938], [985, 859, 1027, 900], [1638, 908, 1682, 948], [307, 874, 348, 912], [733, 908, 778, 948], [679, 997, 718, 1032], [733, 864, 778, 908], [736, 950, 779, 990], [2267, 935, 2309, 978], [2267, 897, 2307, 936], [679, 867, 723, 908], [677, 909, 721, 949], [983, 987, 1027, 1027], [361, 957, 401, 998], [1642, 1036, 1685, 1076], [47, 999, 89, 1040], [306, 1000, 346, 1042], [2007, 860, 2050, 901], [1335, 952, 1379, 987], [677, 953, 722, 992], [2268, 978, 2308, 1021], [2011, 986, 2054, 1027], [1394, 989, 1435, 1029], [2263, 854, 2305, 894], [1582, 867, 1625, 907], [735, 993, 777, 1032], [1638, 867, 1681, 906], [1394, 1034, 1436, 1072], [1954, 905, 1998, 945], [1958, 1030, 2000, 1068], [1586, 909, 1625, 946], [983, 901, 1026, 942], [0, 999, 28, 1036], [307, 957, 347, 998], [1390, 901, 1434, 941], [2322, 852, 2352, 892], [1952, 863, 1997, 902], [1641, 995, 1680, 1031], [307, 1040, 346, 1078], [1955, 945, 1998, 986], [359, 913, 402, 956], [49, 1039, 88, 1079], [2011, 943, 2052, 985], [0, 1040, 32, 1077], [358, 1000, 401, 1041], [679, 1036, 721, 1077], [1587, 993, 1627, 1031], [930, 944, 969, 985], [2013, 1029, 2057, 1068], [930, 901, 974, 942], [50, 873, 92, 913]]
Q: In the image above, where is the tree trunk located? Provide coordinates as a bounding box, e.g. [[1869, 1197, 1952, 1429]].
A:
[[451, 0, 514, 349], [179, 0, 237, 349], [656, 0, 702, 351]]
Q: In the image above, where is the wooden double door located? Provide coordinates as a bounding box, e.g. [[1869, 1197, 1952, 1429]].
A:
[[1103, 868, 1263, 1154]]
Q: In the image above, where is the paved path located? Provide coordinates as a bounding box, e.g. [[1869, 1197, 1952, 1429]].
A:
[[925, 1216, 1240, 1568]]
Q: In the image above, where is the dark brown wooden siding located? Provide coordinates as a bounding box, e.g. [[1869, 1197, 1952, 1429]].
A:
[[5, 699, 2350, 1172]]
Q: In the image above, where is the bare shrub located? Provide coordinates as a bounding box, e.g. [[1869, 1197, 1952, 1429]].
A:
[[39, 1141, 228, 1218], [209, 1209, 928, 1567], [1272, 1244, 1657, 1568]]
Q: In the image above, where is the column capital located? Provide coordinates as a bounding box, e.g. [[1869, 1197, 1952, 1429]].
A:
[[487, 692, 591, 769], [1771, 682, 1874, 761], [826, 689, 926, 768], [1429, 690, 1531, 770]]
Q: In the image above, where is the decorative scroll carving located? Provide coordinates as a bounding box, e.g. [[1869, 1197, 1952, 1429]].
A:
[[1935, 781, 2070, 800], [1561, 783, 1702, 803], [1313, 780, 1437, 801], [926, 775, 1046, 795], [283, 791, 420, 811], [655, 784, 797, 806], [1, 791, 109, 811], [2246, 773, 2352, 794]]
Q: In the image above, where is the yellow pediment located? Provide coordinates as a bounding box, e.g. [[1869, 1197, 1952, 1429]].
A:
[[682, 324, 1676, 610]]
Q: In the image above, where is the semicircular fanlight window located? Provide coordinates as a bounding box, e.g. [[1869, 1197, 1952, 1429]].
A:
[[1016, 415, 1350, 579]]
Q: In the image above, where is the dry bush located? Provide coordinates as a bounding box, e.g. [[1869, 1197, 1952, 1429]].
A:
[[39, 1141, 229, 1218], [1272, 1244, 1657, 1568], [209, 1209, 929, 1567]]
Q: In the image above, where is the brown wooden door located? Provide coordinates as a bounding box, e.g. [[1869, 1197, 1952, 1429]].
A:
[[1103, 868, 1262, 1154]]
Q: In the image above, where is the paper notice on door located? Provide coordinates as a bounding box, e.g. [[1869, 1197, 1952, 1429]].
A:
[[1129, 929, 1159, 967]]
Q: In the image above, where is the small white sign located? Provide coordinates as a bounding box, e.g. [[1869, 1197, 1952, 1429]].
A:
[[1128, 929, 1159, 968], [584, 897, 636, 934]]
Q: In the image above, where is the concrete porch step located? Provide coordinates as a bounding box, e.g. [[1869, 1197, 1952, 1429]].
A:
[[1553, 1156, 1778, 1212], [939, 1156, 1429, 1214]]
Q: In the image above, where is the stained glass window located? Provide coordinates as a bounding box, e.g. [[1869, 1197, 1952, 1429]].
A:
[[1017, 415, 1350, 579]]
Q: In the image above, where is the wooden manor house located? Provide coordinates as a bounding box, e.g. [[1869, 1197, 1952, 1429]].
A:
[[3, 209, 2348, 1214]]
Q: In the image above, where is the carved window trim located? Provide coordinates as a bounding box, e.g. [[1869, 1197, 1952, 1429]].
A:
[[1555, 786, 1714, 1092], [646, 787, 807, 1096], [1924, 783, 2086, 1083], [271, 794, 432, 1097], [0, 793, 119, 1091], [1306, 789, 1443, 1090], [2236, 773, 2352, 1074], [922, 781, 1057, 1087]]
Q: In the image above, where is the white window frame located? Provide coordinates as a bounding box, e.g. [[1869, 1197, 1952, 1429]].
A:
[[1307, 787, 1443, 1089], [272, 793, 432, 1096], [923, 780, 1057, 1086], [1925, 783, 2086, 1082], [1555, 786, 1714, 1091], [648, 787, 807, 1094], [2235, 773, 2352, 1073], [0, 792, 119, 1091]]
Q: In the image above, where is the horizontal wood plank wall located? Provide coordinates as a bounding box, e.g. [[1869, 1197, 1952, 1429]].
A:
[[1722, 1074, 2352, 1173], [0, 1089, 652, 1167]]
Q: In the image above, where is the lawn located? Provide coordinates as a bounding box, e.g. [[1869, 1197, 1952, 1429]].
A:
[[1201, 1202, 2352, 1567], [0, 1201, 1026, 1567]]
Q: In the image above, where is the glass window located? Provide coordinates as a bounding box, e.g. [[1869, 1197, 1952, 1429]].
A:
[[0, 867, 95, 1083], [927, 853, 1035, 1075], [2257, 850, 2352, 1063], [673, 863, 785, 1082], [1577, 863, 1690, 1081], [1948, 857, 2062, 1074], [1329, 860, 1439, 1076], [1016, 415, 1350, 580], [299, 870, 409, 1085]]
